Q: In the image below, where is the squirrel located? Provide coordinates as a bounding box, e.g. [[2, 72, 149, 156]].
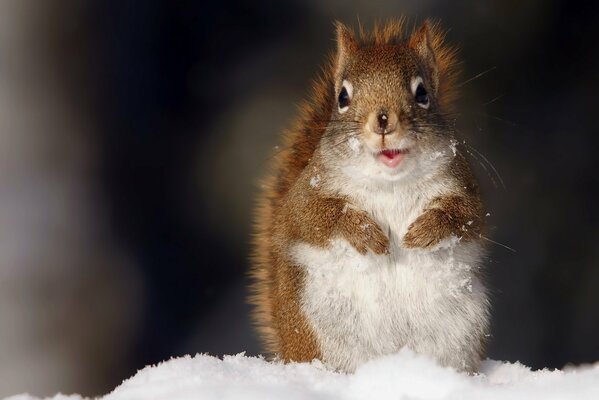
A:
[[250, 19, 490, 373]]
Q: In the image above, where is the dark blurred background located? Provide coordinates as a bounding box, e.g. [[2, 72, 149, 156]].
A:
[[0, 0, 597, 397]]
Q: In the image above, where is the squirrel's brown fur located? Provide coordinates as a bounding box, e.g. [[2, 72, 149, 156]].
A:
[[250, 19, 485, 366]]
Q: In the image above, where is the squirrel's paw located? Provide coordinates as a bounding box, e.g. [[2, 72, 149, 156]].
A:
[[338, 209, 389, 255], [403, 208, 452, 249]]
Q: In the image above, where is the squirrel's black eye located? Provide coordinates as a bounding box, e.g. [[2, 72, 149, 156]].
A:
[[415, 83, 429, 106], [338, 87, 350, 110], [338, 80, 353, 113]]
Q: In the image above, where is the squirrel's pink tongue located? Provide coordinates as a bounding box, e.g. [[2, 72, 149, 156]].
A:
[[378, 149, 406, 168]]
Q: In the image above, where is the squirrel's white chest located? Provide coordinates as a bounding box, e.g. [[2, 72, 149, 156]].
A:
[[289, 184, 489, 372]]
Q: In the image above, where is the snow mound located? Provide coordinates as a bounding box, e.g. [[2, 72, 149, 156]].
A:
[[6, 349, 599, 400]]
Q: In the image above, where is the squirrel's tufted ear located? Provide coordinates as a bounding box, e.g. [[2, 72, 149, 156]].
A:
[[334, 21, 358, 79], [409, 21, 439, 92]]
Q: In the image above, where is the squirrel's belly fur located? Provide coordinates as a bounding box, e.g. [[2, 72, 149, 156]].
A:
[[290, 176, 489, 372], [293, 240, 487, 372]]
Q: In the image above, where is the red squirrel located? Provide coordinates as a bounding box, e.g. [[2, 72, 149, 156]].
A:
[[250, 20, 490, 373]]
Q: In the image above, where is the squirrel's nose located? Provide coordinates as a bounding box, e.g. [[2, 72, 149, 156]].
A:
[[378, 112, 388, 131], [368, 110, 398, 135]]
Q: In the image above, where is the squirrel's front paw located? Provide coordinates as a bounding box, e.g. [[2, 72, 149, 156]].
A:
[[403, 208, 452, 249], [338, 208, 389, 255]]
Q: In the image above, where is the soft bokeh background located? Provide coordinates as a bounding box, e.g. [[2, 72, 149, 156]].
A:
[[0, 0, 597, 397]]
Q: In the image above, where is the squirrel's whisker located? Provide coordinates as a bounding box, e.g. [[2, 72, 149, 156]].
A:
[[455, 66, 497, 88], [465, 143, 506, 190]]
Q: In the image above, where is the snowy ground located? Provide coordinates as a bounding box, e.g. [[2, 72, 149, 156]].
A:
[[6, 349, 599, 400]]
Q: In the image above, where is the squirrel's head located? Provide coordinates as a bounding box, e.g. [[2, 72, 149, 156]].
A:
[[321, 20, 459, 182]]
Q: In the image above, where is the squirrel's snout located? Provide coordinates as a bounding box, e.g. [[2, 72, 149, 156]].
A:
[[368, 110, 398, 135]]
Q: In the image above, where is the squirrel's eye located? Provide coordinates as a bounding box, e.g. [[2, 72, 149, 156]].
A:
[[338, 87, 350, 108], [411, 76, 430, 109], [415, 84, 428, 106], [338, 80, 353, 114]]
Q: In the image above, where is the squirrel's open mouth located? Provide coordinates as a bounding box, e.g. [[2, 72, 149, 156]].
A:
[[377, 148, 409, 168]]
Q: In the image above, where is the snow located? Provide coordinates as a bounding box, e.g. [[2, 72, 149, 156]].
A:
[[310, 175, 321, 187], [430, 150, 445, 160], [347, 137, 361, 154], [6, 349, 599, 400], [449, 139, 459, 157]]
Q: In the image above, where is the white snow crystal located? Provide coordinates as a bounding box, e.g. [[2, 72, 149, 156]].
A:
[[449, 139, 459, 157], [436, 234, 462, 250], [8, 350, 599, 400], [310, 175, 321, 187], [430, 151, 445, 160], [347, 137, 361, 154]]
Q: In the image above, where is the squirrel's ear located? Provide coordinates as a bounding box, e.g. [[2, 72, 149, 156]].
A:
[[334, 21, 358, 78], [409, 21, 439, 92]]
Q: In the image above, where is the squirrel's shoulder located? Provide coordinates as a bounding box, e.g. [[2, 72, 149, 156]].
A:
[[262, 57, 336, 206]]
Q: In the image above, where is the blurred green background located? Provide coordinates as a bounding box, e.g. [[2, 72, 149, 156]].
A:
[[0, 0, 597, 397]]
